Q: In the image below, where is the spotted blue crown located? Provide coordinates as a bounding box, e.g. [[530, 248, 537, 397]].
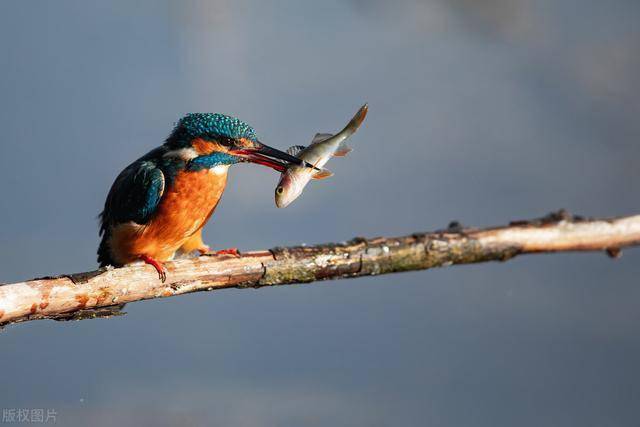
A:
[[167, 113, 257, 147]]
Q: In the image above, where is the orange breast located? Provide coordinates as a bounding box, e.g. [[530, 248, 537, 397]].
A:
[[109, 167, 228, 264]]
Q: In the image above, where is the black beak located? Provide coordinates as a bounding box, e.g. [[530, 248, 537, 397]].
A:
[[232, 141, 316, 172]]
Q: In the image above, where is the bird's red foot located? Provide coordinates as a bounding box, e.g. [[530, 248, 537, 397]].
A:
[[212, 247, 241, 257], [139, 254, 167, 282], [197, 246, 241, 257]]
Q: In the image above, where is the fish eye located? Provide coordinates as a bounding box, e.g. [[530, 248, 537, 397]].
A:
[[276, 186, 284, 195]]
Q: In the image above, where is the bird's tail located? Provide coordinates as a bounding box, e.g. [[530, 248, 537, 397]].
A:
[[97, 234, 113, 267], [97, 214, 116, 267]]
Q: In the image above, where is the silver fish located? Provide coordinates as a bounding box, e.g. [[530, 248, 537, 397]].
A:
[[275, 104, 368, 208]]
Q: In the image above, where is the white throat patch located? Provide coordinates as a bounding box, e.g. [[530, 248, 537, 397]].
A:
[[210, 165, 229, 175], [163, 148, 198, 161]]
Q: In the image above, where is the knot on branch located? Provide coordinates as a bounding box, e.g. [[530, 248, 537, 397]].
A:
[[509, 209, 589, 227]]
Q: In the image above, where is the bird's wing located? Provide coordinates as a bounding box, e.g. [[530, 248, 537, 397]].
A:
[[100, 160, 165, 232]]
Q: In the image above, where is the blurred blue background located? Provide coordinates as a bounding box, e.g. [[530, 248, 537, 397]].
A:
[[1, 0, 639, 425]]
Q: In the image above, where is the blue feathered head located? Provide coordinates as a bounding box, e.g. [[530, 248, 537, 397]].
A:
[[167, 113, 258, 148]]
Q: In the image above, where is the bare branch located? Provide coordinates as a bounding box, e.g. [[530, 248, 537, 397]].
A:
[[1, 210, 639, 327]]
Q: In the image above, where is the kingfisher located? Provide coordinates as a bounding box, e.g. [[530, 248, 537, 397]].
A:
[[98, 113, 308, 282]]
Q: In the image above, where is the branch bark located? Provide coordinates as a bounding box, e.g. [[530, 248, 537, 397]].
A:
[[1, 210, 639, 327]]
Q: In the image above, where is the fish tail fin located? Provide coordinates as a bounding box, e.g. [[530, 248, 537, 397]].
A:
[[337, 103, 368, 136]]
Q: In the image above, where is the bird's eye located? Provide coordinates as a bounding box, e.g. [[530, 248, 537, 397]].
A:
[[276, 187, 284, 195]]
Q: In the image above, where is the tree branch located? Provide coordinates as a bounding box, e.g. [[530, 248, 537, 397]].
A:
[[1, 210, 639, 327]]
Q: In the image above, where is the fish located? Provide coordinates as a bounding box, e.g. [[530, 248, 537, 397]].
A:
[[275, 103, 368, 208]]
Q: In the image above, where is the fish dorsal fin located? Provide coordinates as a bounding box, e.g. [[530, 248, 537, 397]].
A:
[[286, 145, 306, 157], [312, 169, 333, 180], [312, 133, 333, 143]]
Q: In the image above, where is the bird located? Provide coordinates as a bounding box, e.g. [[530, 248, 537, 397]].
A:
[[98, 113, 306, 282]]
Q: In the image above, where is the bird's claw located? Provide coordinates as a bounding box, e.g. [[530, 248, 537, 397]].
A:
[[158, 267, 167, 283], [215, 247, 241, 257], [201, 247, 241, 257], [140, 255, 168, 283]]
